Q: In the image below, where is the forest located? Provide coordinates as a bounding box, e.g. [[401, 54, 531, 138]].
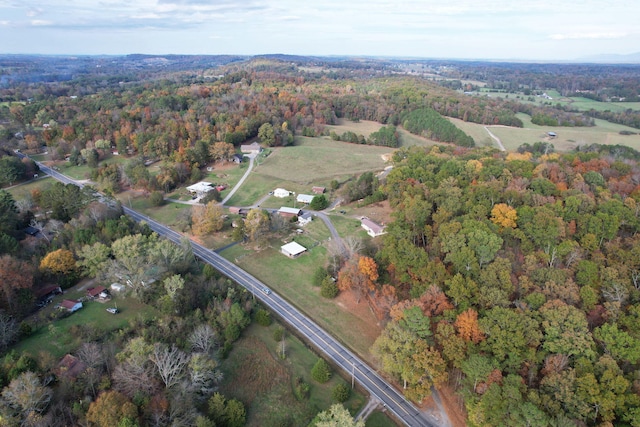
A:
[[2, 55, 640, 426]]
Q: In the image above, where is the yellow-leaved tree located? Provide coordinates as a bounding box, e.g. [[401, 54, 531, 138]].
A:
[[39, 249, 76, 276], [490, 203, 518, 229]]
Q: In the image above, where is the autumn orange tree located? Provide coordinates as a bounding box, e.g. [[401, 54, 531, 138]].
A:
[[0, 255, 34, 315], [337, 255, 379, 303], [454, 308, 485, 344], [86, 390, 138, 427], [490, 203, 518, 229]]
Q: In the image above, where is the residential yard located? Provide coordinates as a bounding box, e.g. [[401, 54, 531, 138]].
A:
[[6, 176, 53, 200], [117, 191, 193, 229], [219, 235, 383, 360], [221, 322, 375, 426], [14, 293, 159, 359]]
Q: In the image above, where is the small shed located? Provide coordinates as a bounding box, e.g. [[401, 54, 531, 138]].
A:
[[278, 207, 301, 218], [281, 241, 307, 258], [87, 286, 108, 299], [61, 299, 83, 313], [296, 194, 315, 204], [232, 154, 243, 163], [361, 218, 386, 237], [274, 188, 291, 198], [312, 186, 326, 194]]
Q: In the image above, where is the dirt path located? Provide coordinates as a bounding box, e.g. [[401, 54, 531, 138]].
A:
[[355, 397, 380, 422], [484, 126, 506, 151]]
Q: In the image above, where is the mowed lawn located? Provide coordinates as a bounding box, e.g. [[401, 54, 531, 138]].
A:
[[6, 176, 53, 200], [226, 137, 391, 206], [219, 237, 381, 360], [14, 296, 159, 359]]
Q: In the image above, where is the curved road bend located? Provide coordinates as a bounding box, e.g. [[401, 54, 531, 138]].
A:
[[26, 156, 440, 426]]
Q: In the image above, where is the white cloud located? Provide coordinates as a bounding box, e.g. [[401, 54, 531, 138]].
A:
[[30, 19, 51, 26], [549, 32, 629, 40]]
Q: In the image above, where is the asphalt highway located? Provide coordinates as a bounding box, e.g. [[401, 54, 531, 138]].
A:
[[22, 154, 440, 426]]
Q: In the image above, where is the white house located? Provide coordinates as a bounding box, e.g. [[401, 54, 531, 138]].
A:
[[240, 142, 262, 154], [361, 218, 386, 237], [274, 188, 291, 198], [186, 182, 214, 198], [61, 299, 83, 313], [296, 194, 315, 204], [298, 212, 313, 226], [281, 241, 307, 258]]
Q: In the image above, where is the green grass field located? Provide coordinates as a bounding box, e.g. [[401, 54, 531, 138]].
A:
[[14, 296, 159, 359], [221, 322, 373, 426], [6, 176, 53, 201], [448, 114, 640, 152], [226, 137, 391, 206]]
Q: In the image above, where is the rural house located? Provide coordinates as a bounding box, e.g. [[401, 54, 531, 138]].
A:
[[296, 194, 315, 204], [298, 212, 313, 226], [86, 286, 108, 299], [361, 218, 386, 237], [186, 182, 215, 198], [61, 299, 83, 313], [281, 241, 307, 258], [55, 354, 87, 380], [274, 188, 291, 198], [240, 141, 262, 154]]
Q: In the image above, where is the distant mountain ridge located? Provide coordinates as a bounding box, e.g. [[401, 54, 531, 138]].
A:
[[576, 52, 640, 63]]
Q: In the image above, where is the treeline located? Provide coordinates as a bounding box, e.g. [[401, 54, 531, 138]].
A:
[[364, 144, 640, 425], [330, 125, 399, 147], [402, 108, 475, 147]]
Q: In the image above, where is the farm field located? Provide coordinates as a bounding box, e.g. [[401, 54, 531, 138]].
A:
[[220, 322, 384, 427], [226, 137, 391, 206], [325, 118, 440, 148], [449, 114, 640, 151]]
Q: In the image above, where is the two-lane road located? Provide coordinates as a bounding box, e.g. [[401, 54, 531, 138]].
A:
[[22, 154, 440, 426], [124, 207, 439, 426]]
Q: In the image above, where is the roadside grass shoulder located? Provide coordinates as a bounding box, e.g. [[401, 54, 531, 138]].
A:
[[14, 297, 158, 359], [366, 412, 400, 427], [219, 237, 379, 358]]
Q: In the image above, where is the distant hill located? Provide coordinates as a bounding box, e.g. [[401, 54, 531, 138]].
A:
[[576, 52, 640, 64]]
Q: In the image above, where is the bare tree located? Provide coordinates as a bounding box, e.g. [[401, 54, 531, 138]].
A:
[[149, 344, 190, 389], [188, 324, 219, 355], [1, 371, 52, 422], [0, 311, 18, 352], [113, 361, 160, 399]]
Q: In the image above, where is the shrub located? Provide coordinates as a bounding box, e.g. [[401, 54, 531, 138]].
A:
[[273, 326, 284, 342], [312, 266, 329, 287], [149, 191, 164, 207], [255, 308, 272, 326], [320, 277, 339, 298], [332, 382, 351, 403], [294, 376, 310, 400], [311, 358, 332, 383]]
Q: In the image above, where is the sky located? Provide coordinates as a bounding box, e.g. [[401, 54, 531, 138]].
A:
[[1, 0, 638, 61]]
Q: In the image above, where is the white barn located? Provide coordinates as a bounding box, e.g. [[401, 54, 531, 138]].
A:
[[274, 188, 291, 198], [281, 241, 307, 258]]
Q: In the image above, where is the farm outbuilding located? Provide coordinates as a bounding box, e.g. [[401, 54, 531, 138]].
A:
[[296, 194, 315, 204], [274, 188, 291, 198], [240, 142, 262, 154], [278, 207, 301, 218], [186, 182, 215, 198], [281, 241, 307, 258]]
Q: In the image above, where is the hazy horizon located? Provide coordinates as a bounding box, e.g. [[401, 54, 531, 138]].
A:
[[1, 0, 638, 62]]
